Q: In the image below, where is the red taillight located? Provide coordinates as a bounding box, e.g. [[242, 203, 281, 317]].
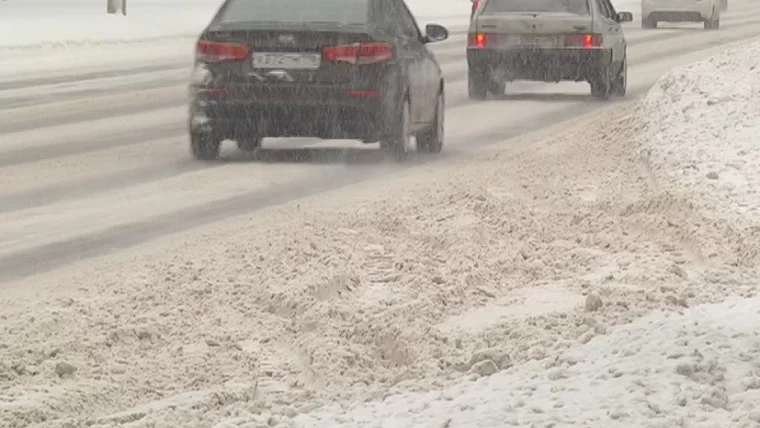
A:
[[566, 34, 602, 49], [196, 40, 250, 63], [347, 90, 381, 97], [323, 43, 393, 65], [469, 32, 488, 49]]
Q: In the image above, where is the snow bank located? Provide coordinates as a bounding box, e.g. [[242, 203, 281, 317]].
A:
[[296, 295, 760, 427], [630, 40, 760, 268]]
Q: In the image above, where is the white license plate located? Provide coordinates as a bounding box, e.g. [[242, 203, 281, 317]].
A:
[[252, 52, 321, 70], [512, 35, 560, 48]]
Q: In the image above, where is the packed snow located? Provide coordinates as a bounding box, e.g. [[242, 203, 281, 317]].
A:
[[2, 15, 760, 428]]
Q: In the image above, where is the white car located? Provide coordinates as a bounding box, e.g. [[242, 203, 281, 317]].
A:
[[641, 0, 721, 29], [467, 0, 633, 100]]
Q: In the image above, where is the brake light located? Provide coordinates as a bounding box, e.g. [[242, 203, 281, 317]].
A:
[[323, 43, 393, 65], [566, 34, 603, 48], [469, 32, 488, 49], [196, 40, 250, 63]]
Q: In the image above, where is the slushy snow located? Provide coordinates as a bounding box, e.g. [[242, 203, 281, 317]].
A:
[[2, 14, 760, 428]]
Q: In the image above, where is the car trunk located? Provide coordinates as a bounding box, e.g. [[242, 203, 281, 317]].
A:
[[203, 22, 380, 86], [476, 13, 594, 48]]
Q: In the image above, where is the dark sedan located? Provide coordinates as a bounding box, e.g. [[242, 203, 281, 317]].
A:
[[188, 0, 450, 161]]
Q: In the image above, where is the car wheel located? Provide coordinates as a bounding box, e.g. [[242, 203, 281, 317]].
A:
[[704, 8, 719, 29], [417, 90, 444, 154], [590, 66, 611, 100], [611, 57, 627, 97], [380, 98, 412, 161], [642, 15, 657, 28], [488, 81, 506, 97], [468, 69, 488, 100], [236, 137, 263, 152], [190, 133, 221, 161]]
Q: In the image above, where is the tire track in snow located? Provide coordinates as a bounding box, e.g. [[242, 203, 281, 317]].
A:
[[2, 4, 760, 285]]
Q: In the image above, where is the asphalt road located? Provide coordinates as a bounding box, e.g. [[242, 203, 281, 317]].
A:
[[2, 3, 760, 284]]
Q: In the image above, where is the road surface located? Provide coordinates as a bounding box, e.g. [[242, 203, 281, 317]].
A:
[[2, 4, 760, 285]]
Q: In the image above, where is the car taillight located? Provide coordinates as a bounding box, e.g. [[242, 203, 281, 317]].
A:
[[196, 40, 250, 63], [468, 32, 489, 49], [323, 43, 393, 65], [565, 34, 603, 48]]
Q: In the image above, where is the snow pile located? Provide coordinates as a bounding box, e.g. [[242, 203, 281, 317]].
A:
[[295, 295, 760, 427], [630, 40, 760, 268]]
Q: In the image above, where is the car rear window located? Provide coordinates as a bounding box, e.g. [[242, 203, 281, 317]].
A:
[[217, 0, 369, 24], [482, 0, 590, 15]]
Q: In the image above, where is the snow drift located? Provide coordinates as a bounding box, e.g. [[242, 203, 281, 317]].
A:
[[630, 40, 760, 269]]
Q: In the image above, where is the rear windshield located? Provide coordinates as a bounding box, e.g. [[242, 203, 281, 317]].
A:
[[482, 0, 590, 15], [217, 0, 369, 24]]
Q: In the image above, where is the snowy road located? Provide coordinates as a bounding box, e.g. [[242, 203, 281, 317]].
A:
[[2, 2, 760, 285]]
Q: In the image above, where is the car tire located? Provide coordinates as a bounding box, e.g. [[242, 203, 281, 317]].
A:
[[417, 90, 444, 154], [704, 17, 719, 29], [468, 69, 489, 100], [590, 65, 612, 100], [190, 133, 221, 161], [489, 81, 506, 97], [236, 137, 263, 152], [611, 57, 627, 97], [380, 98, 412, 161], [642, 15, 657, 28], [704, 8, 719, 29]]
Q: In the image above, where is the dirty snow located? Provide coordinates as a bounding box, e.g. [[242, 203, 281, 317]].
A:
[[2, 35, 760, 428], [295, 295, 760, 428]]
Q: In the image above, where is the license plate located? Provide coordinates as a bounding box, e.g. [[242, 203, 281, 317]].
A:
[[513, 35, 560, 48], [252, 52, 321, 70]]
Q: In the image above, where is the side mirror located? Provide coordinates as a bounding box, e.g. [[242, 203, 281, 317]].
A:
[[424, 24, 449, 43], [616, 11, 633, 22]]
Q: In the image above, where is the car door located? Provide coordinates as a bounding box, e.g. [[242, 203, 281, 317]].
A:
[[385, 0, 429, 125], [395, 0, 440, 124], [594, 0, 624, 64]]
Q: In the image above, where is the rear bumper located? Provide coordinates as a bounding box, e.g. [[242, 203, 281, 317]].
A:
[[189, 84, 396, 141], [467, 47, 612, 82], [642, 0, 713, 20]]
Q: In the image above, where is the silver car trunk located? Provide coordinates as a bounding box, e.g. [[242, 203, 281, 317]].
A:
[[476, 12, 594, 35]]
